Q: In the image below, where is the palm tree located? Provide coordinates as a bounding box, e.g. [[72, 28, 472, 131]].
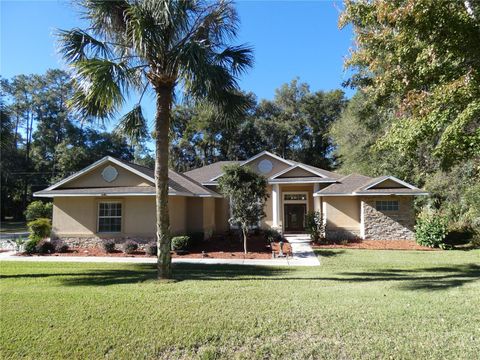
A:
[[57, 0, 253, 278]]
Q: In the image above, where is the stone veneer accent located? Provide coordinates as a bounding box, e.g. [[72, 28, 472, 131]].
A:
[[362, 196, 415, 240], [53, 236, 155, 250]]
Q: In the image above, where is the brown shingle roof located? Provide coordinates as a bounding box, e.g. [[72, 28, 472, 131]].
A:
[[184, 161, 239, 183], [316, 174, 373, 194]]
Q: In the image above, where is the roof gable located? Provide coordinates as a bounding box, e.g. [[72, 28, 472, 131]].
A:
[[38, 157, 220, 198], [46, 157, 154, 191], [270, 164, 328, 179], [359, 176, 418, 191]]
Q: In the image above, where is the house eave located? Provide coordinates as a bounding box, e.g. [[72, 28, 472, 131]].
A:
[[314, 191, 429, 197], [33, 191, 221, 198]]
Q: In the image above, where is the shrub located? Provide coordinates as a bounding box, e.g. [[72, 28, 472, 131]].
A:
[[52, 240, 69, 253], [171, 236, 190, 251], [145, 242, 157, 256], [123, 240, 138, 254], [24, 239, 39, 254], [305, 211, 325, 243], [36, 240, 55, 254], [28, 218, 52, 241], [102, 240, 116, 253], [415, 208, 449, 248], [264, 229, 282, 243], [25, 201, 53, 221]]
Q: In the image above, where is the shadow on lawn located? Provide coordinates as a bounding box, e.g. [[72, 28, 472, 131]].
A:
[[3, 263, 479, 291]]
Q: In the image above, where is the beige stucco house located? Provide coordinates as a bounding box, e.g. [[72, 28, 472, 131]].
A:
[[34, 151, 427, 247]]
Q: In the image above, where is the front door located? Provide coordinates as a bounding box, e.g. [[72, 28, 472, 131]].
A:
[[284, 204, 306, 232]]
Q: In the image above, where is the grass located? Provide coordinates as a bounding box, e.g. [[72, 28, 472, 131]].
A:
[[0, 221, 27, 234], [1, 250, 479, 359]]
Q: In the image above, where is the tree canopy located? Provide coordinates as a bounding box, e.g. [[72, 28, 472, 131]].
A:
[[340, 0, 480, 169]]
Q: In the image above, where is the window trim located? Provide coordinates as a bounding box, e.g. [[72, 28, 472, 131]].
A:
[[97, 200, 123, 233], [375, 200, 399, 212]]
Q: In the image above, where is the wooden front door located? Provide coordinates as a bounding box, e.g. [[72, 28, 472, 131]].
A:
[[284, 204, 306, 232]]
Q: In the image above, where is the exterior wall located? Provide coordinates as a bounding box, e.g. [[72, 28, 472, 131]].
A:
[[215, 197, 230, 233], [62, 163, 152, 188], [202, 197, 216, 238], [324, 196, 361, 239], [245, 154, 291, 178], [186, 198, 204, 234], [361, 196, 415, 240], [262, 185, 274, 228], [52, 195, 189, 247]]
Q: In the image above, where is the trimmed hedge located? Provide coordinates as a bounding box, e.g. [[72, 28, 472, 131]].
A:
[[171, 236, 190, 251], [123, 240, 138, 254], [36, 240, 55, 254], [28, 218, 52, 242], [102, 240, 116, 253]]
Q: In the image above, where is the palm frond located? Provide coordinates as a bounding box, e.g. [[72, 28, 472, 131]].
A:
[[80, 0, 130, 36], [68, 59, 133, 119], [56, 28, 111, 63], [115, 104, 149, 144]]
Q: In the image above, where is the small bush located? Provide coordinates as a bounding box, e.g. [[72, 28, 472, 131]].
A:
[[145, 242, 157, 256], [25, 201, 53, 221], [24, 239, 39, 254], [415, 208, 449, 248], [52, 240, 69, 253], [36, 240, 55, 254], [171, 236, 190, 251], [123, 240, 138, 254], [305, 211, 325, 243], [102, 240, 116, 253], [264, 229, 282, 243], [28, 218, 52, 241]]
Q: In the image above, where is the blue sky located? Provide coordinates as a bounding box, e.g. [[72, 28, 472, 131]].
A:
[[1, 0, 354, 133]]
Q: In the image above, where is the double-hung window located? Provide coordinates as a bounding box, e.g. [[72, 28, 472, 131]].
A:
[[98, 202, 122, 233], [375, 200, 399, 211]]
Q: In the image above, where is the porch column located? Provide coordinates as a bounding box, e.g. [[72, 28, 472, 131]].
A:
[[272, 184, 280, 229], [313, 183, 321, 213]]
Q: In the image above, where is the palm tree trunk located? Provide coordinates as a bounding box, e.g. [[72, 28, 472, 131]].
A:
[[154, 84, 173, 279]]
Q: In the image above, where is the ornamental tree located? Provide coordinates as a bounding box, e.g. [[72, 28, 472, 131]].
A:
[[218, 164, 268, 254]]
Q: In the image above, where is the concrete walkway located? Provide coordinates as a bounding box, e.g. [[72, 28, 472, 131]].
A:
[[284, 234, 320, 266], [0, 234, 320, 267]]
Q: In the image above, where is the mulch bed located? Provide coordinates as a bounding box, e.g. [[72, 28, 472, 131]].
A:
[[172, 235, 291, 259], [311, 239, 436, 251], [16, 235, 292, 259]]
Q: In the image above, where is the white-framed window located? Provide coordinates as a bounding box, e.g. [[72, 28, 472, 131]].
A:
[[375, 200, 399, 211], [98, 202, 122, 233], [284, 193, 307, 201]]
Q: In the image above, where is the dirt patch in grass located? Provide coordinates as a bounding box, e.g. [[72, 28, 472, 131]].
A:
[[311, 239, 436, 251]]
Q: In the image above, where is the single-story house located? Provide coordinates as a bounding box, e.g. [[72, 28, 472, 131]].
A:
[[34, 151, 427, 247]]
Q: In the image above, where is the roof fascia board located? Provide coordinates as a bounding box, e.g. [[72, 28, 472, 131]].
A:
[[33, 191, 219, 198], [314, 192, 429, 197], [45, 156, 155, 191], [269, 179, 336, 184]]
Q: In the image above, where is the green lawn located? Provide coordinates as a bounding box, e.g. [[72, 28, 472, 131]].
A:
[[1, 250, 479, 359]]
